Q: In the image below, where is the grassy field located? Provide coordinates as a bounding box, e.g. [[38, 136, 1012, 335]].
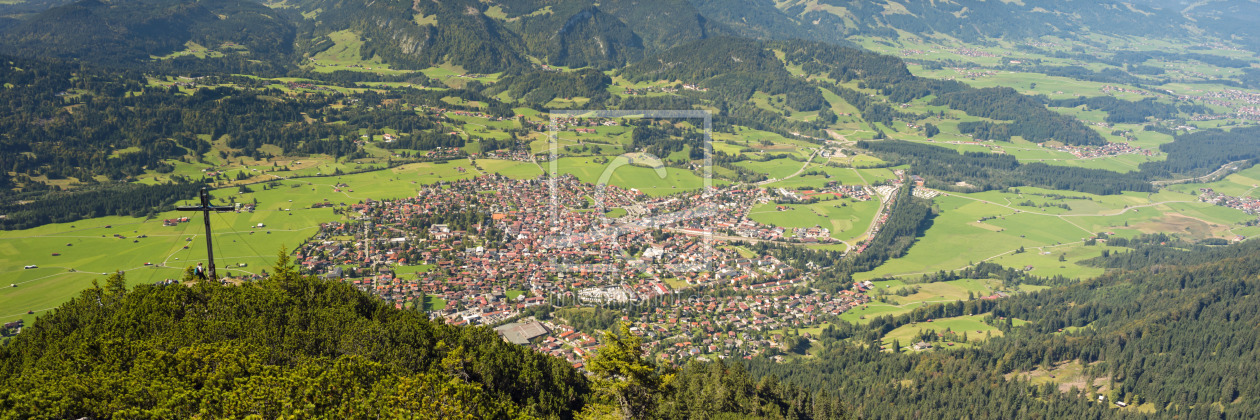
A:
[[421, 64, 501, 89], [839, 301, 916, 323], [748, 197, 879, 242], [883, 278, 1003, 305], [0, 159, 539, 325], [838, 278, 1005, 325], [307, 30, 415, 75], [423, 295, 447, 311], [856, 193, 1086, 280], [735, 158, 809, 180], [712, 127, 817, 159], [881, 314, 1006, 350], [857, 184, 1253, 280], [152, 41, 226, 60], [551, 157, 714, 196], [505, 290, 526, 301], [477, 159, 543, 179], [663, 277, 690, 291], [1166, 163, 1260, 198], [392, 264, 435, 277], [1007, 361, 1102, 393]]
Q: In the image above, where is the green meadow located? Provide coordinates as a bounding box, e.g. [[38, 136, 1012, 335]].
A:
[[748, 198, 879, 242], [852, 185, 1255, 280], [0, 159, 542, 325], [838, 278, 1005, 325], [307, 30, 415, 75], [881, 314, 1007, 350], [883, 278, 1003, 305], [551, 157, 714, 196], [839, 301, 916, 324], [736, 158, 811, 180]]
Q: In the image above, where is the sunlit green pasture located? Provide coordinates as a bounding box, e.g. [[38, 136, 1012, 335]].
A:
[[0, 159, 544, 325]]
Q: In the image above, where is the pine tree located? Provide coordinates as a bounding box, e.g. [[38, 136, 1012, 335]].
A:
[[586, 322, 671, 419], [272, 245, 298, 282]]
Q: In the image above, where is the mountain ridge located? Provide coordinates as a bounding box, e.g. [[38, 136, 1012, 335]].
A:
[[2, 0, 1245, 72]]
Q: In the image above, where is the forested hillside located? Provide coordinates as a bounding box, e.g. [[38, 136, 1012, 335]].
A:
[[0, 0, 296, 65], [858, 140, 1154, 194], [930, 87, 1106, 146], [0, 254, 843, 419], [741, 239, 1260, 418], [1140, 126, 1260, 178]]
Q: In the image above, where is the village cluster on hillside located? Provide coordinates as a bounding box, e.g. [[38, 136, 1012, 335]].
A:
[[1199, 188, 1260, 215], [291, 174, 884, 364], [1055, 142, 1151, 159]]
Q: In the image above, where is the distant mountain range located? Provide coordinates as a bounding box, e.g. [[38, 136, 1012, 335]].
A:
[[0, 0, 1252, 71], [0, 0, 295, 63]]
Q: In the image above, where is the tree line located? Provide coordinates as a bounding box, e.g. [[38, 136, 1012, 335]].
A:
[[0, 180, 206, 230], [858, 140, 1153, 194]]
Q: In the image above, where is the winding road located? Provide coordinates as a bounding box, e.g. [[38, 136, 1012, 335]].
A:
[[1151, 160, 1250, 187], [756, 149, 821, 186]]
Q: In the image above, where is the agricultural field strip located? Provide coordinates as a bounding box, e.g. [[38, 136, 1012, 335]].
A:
[[746, 156, 882, 246], [874, 239, 1089, 280], [864, 190, 1206, 279], [0, 307, 59, 320], [3, 226, 320, 240], [900, 138, 1146, 163], [755, 149, 820, 185], [5, 270, 109, 286], [843, 166, 884, 246], [940, 190, 1199, 220], [825, 129, 875, 142]]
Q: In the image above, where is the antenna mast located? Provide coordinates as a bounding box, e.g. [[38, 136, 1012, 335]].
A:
[[177, 188, 235, 280]]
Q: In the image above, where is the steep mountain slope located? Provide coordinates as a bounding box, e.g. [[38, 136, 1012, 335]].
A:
[[0, 0, 1234, 72], [690, 0, 855, 47], [491, 0, 725, 54], [589, 0, 725, 53], [4, 0, 718, 71], [1180, 0, 1260, 53], [502, 4, 647, 69], [545, 7, 645, 69], [0, 0, 80, 15], [338, 0, 531, 73], [620, 36, 788, 82], [291, 0, 727, 72], [0, 0, 296, 64]]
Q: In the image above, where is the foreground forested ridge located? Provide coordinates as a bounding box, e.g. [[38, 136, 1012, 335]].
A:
[[0, 258, 587, 418], [0, 252, 842, 419], [741, 240, 1260, 418]]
